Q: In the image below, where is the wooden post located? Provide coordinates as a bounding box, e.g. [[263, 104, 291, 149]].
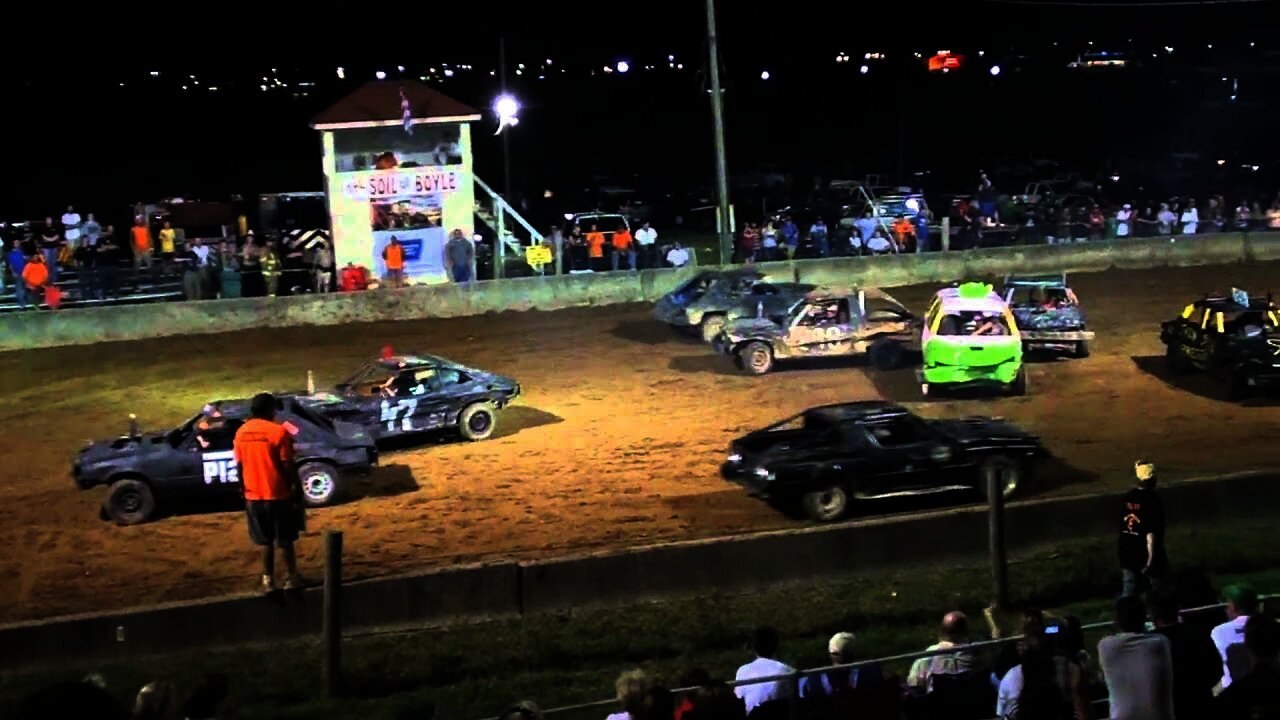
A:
[[941, 216, 951, 252], [322, 530, 343, 700], [987, 473, 1009, 609]]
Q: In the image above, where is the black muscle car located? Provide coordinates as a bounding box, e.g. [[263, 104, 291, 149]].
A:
[[300, 352, 520, 442], [721, 401, 1045, 521], [1159, 288, 1280, 398], [74, 397, 377, 525]]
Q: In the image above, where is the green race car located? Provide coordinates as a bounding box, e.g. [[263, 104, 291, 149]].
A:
[[920, 282, 1027, 397]]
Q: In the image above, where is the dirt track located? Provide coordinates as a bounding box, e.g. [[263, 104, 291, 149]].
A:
[[3, 261, 1280, 623]]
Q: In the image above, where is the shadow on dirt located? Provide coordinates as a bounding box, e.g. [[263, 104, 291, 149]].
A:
[[611, 320, 700, 346], [374, 405, 564, 451], [1130, 355, 1280, 406]]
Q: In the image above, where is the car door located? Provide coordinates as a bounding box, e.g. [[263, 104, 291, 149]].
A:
[[192, 419, 246, 500], [789, 299, 855, 357], [859, 417, 949, 494], [377, 368, 436, 435]]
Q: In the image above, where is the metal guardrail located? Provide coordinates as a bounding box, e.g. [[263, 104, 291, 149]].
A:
[[492, 595, 1273, 720]]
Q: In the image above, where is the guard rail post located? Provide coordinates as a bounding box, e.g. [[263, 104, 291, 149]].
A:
[[941, 217, 951, 252], [987, 473, 1009, 609], [323, 529, 344, 700]]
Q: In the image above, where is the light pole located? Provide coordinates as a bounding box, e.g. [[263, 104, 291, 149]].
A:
[[705, 0, 732, 265], [498, 37, 513, 202]]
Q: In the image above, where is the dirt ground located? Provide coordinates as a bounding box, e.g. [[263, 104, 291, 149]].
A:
[[3, 261, 1280, 623]]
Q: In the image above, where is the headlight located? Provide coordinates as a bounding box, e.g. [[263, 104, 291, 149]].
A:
[[753, 467, 772, 479], [727, 453, 742, 464]]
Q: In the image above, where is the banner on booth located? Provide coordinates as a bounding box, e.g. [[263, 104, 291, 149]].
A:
[[342, 168, 460, 201]]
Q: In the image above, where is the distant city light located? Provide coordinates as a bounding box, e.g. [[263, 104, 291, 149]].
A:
[[444, 69, 454, 77], [1110, 174, 1121, 182], [760, 70, 770, 80], [990, 65, 1001, 76], [602, 65, 613, 74], [1253, 165, 1261, 172], [518, 63, 525, 70], [375, 70, 387, 80], [859, 64, 869, 74], [616, 60, 630, 73], [546, 58, 553, 65], [676, 63, 684, 69], [1207, 44, 1213, 49], [260, 84, 268, 91], [336, 66, 345, 79], [668, 54, 675, 61], [516, 69, 523, 76], [1164, 46, 1174, 53], [978, 50, 985, 57], [397, 65, 405, 72], [150, 71, 159, 77], [1217, 159, 1226, 165]]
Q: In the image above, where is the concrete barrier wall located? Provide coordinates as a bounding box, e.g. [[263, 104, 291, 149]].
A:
[[2, 471, 1275, 667], [3, 234, 1279, 352]]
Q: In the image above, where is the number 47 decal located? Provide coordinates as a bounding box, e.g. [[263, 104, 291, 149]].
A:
[[380, 398, 419, 432]]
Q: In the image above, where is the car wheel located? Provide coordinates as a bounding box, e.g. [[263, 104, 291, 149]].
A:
[[1074, 340, 1091, 358], [1008, 367, 1028, 396], [298, 461, 341, 507], [801, 485, 849, 522], [700, 314, 726, 343], [978, 456, 1023, 501], [869, 339, 904, 370], [1166, 345, 1191, 375], [105, 478, 156, 525], [459, 402, 497, 441], [738, 341, 774, 375]]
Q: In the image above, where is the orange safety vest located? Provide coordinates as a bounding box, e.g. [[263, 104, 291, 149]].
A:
[[384, 243, 405, 270]]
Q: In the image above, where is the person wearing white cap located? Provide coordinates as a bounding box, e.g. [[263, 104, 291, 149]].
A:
[[1115, 204, 1134, 238], [1119, 460, 1167, 597], [799, 632, 885, 700]]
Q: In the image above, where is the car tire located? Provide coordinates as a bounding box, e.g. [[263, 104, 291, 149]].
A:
[[1166, 344, 1192, 375], [978, 455, 1023, 501], [700, 314, 726, 344], [459, 402, 497, 441], [801, 484, 850, 522], [869, 339, 904, 370], [105, 478, 156, 526], [298, 461, 341, 507], [1074, 340, 1091, 358], [1008, 367, 1028, 396], [738, 341, 774, 375]]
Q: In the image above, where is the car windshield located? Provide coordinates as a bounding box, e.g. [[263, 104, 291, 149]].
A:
[[938, 310, 1012, 336], [1010, 286, 1072, 307], [673, 272, 716, 300]]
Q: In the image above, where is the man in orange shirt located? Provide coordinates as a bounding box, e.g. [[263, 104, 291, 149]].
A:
[[234, 393, 303, 592], [891, 215, 916, 253], [130, 217, 155, 287], [611, 224, 635, 271], [585, 225, 606, 272], [382, 236, 406, 288]]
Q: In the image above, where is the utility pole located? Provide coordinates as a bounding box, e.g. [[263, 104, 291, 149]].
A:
[[499, 36, 512, 202], [705, 0, 732, 265]]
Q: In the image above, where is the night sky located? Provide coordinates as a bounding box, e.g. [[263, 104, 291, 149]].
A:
[[2, 0, 1276, 223]]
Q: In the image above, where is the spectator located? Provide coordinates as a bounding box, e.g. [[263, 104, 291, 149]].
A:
[[891, 214, 915, 252], [499, 700, 544, 720], [181, 242, 203, 301], [780, 216, 799, 259], [445, 229, 475, 283], [809, 218, 829, 257], [241, 236, 262, 296], [1116, 204, 1134, 238], [1149, 589, 1221, 719], [74, 236, 99, 301], [8, 241, 30, 309], [666, 241, 691, 268], [1234, 200, 1252, 231], [1119, 460, 1167, 597], [62, 205, 82, 249], [586, 224, 607, 272], [606, 669, 650, 720], [158, 220, 177, 276], [382, 236, 406, 288], [977, 172, 998, 224], [1267, 200, 1280, 230], [82, 212, 102, 247], [612, 224, 635, 271], [191, 237, 213, 293], [1180, 200, 1200, 235], [133, 681, 180, 720], [907, 611, 978, 693], [261, 243, 281, 296], [640, 686, 675, 720], [97, 231, 121, 299], [684, 682, 746, 720], [1136, 206, 1158, 237], [739, 223, 760, 263], [131, 217, 155, 286], [1099, 595, 1175, 720], [313, 242, 333, 293], [1209, 195, 1226, 231], [181, 673, 229, 720], [633, 222, 657, 269], [1088, 206, 1106, 242], [1156, 203, 1176, 235], [39, 216, 62, 284], [22, 251, 49, 307], [1212, 583, 1261, 689], [997, 616, 1091, 720], [866, 227, 895, 255], [1215, 615, 1280, 719], [760, 220, 779, 261], [234, 392, 304, 592], [853, 210, 879, 255], [734, 626, 795, 713], [915, 212, 931, 252]]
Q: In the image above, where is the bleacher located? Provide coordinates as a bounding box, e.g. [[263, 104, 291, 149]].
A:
[[0, 260, 184, 314]]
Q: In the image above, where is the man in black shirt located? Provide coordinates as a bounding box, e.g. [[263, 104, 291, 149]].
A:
[[1149, 590, 1221, 719], [1119, 460, 1167, 597], [96, 232, 120, 298], [73, 240, 98, 301], [1215, 616, 1280, 720]]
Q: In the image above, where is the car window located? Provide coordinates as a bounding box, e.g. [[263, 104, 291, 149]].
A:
[[197, 419, 243, 452], [865, 418, 924, 447], [436, 368, 465, 386], [796, 300, 850, 327], [938, 310, 1011, 336]]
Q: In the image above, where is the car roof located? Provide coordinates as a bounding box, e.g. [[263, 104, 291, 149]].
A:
[[935, 283, 1007, 312], [376, 354, 461, 370], [804, 401, 909, 423], [1004, 273, 1067, 288], [1192, 295, 1275, 314]]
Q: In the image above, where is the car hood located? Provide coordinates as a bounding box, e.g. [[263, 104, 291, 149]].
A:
[[928, 417, 1042, 445], [1012, 305, 1086, 330]]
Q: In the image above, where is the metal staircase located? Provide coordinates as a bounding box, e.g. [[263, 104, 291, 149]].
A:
[[473, 176, 545, 278]]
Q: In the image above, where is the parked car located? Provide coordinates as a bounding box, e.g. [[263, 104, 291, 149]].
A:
[[1159, 287, 1280, 398], [721, 401, 1046, 521], [921, 282, 1026, 396]]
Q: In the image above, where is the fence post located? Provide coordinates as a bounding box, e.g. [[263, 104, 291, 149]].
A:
[[495, 204, 506, 280], [941, 217, 951, 252], [323, 530, 343, 700], [987, 473, 1009, 609], [788, 670, 801, 720]]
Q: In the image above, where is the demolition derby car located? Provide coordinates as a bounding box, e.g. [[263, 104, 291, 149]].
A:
[[301, 351, 521, 441], [1159, 288, 1280, 398], [721, 401, 1045, 521], [1002, 274, 1095, 358], [716, 287, 917, 375], [74, 397, 377, 525], [921, 282, 1027, 397], [653, 269, 817, 342]]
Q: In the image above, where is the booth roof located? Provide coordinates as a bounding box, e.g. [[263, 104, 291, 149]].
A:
[[311, 81, 482, 130]]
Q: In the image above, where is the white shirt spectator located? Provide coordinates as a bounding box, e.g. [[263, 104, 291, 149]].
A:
[[634, 226, 657, 246], [62, 210, 82, 241], [1157, 209, 1176, 234], [907, 642, 977, 692], [1116, 207, 1133, 237], [666, 246, 690, 267], [193, 244, 212, 266], [734, 657, 794, 713], [1098, 632, 1175, 720], [1180, 208, 1199, 234], [855, 217, 879, 247], [996, 657, 1077, 718], [866, 234, 894, 254], [1211, 615, 1251, 689]]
